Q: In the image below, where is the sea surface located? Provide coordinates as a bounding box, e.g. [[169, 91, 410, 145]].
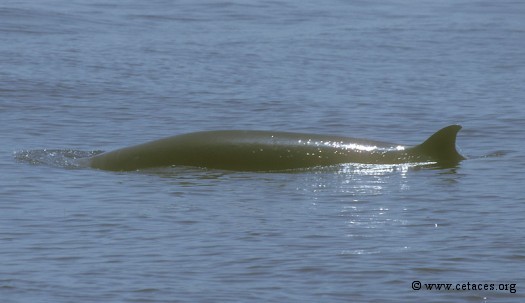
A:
[[1, 0, 524, 302]]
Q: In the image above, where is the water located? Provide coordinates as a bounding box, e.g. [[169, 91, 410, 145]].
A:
[[1, 0, 525, 302]]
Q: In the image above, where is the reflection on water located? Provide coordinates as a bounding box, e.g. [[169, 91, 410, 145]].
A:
[[302, 162, 438, 196], [295, 162, 455, 256], [336, 162, 430, 176]]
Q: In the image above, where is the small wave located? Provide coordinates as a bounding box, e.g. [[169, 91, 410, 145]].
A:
[[466, 150, 514, 160], [481, 150, 513, 158], [14, 149, 102, 169]]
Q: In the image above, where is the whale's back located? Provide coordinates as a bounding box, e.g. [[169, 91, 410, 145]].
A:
[[87, 126, 464, 171]]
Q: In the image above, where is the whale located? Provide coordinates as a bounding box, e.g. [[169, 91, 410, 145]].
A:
[[81, 125, 465, 172], [83, 125, 464, 171]]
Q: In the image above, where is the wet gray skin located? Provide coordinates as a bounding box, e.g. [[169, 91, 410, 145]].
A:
[[84, 125, 464, 171]]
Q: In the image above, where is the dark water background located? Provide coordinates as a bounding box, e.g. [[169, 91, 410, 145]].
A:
[[1, 0, 524, 302]]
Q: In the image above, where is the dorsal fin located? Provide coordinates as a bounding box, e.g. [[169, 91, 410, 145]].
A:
[[415, 125, 465, 164]]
